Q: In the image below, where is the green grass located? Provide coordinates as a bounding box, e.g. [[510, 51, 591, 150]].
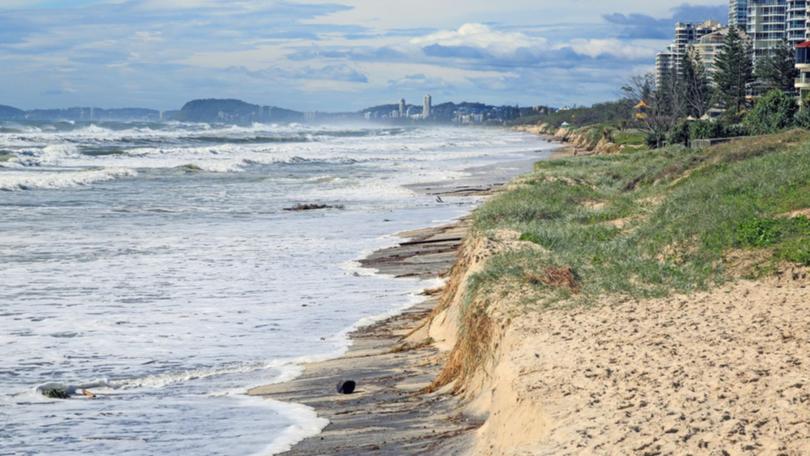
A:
[[469, 129, 810, 307], [612, 129, 647, 148]]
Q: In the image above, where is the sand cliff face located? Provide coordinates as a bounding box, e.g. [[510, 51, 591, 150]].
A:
[[430, 231, 810, 455], [513, 124, 621, 155], [425, 230, 553, 455]]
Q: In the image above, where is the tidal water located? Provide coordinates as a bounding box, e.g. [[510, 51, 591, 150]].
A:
[[0, 122, 553, 455]]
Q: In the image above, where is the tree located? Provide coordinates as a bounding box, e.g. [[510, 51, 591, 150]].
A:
[[623, 71, 678, 148], [621, 73, 654, 104], [755, 39, 799, 93], [743, 89, 798, 134], [714, 26, 754, 117], [680, 49, 712, 118]]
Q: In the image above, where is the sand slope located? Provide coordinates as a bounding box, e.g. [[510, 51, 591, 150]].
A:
[[473, 267, 810, 455]]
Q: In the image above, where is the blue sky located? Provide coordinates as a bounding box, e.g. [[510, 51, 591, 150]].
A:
[[0, 1, 727, 111]]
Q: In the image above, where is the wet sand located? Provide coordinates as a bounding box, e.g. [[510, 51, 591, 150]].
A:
[[249, 220, 476, 455]]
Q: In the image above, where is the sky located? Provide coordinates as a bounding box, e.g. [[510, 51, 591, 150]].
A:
[[0, 0, 728, 111]]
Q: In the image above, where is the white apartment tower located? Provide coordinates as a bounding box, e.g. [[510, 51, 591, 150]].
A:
[[655, 46, 676, 88], [655, 21, 723, 87], [694, 29, 735, 84], [787, 0, 808, 45], [747, 0, 787, 59], [730, 0, 750, 29], [422, 95, 432, 119]]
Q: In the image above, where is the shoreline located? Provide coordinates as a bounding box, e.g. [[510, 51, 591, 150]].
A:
[[249, 219, 476, 455], [249, 152, 553, 455]]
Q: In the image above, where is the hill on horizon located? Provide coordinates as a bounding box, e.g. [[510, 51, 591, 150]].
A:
[[177, 98, 304, 123]]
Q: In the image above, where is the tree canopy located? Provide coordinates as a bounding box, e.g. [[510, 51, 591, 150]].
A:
[[714, 27, 754, 117]]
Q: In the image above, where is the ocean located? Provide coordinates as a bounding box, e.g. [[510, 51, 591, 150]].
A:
[[0, 121, 553, 455]]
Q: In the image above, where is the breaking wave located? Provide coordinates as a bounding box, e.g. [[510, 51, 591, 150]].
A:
[[0, 167, 137, 191]]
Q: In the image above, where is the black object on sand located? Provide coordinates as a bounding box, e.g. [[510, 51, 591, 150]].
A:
[[336, 380, 356, 394]]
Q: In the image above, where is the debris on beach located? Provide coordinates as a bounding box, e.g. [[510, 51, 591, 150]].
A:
[[37, 383, 99, 400], [37, 384, 76, 400], [336, 380, 356, 394]]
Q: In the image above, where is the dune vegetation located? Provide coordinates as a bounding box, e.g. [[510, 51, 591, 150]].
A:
[[468, 129, 810, 312]]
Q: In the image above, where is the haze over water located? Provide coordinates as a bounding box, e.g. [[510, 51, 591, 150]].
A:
[[0, 122, 552, 455]]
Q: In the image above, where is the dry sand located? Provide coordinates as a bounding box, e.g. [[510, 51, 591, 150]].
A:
[[470, 266, 810, 456]]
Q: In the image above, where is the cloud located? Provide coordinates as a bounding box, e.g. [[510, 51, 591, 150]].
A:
[[411, 23, 548, 57], [41, 87, 77, 96], [410, 23, 653, 66], [287, 46, 407, 62], [422, 44, 490, 60], [387, 73, 454, 91], [238, 63, 369, 83], [602, 13, 672, 39], [302, 64, 368, 82], [604, 3, 728, 40], [568, 39, 657, 60], [671, 4, 728, 24]]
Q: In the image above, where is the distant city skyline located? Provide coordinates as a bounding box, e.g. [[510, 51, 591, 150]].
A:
[[0, 1, 728, 111]]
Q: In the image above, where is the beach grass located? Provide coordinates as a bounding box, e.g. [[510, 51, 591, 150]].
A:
[[470, 129, 810, 307], [611, 129, 647, 147]]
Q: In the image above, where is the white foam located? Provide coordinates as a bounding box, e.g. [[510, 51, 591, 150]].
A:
[[109, 361, 277, 390], [0, 167, 137, 191], [253, 399, 329, 456]]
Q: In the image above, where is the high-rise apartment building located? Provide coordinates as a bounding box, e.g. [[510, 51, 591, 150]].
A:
[[399, 98, 406, 117], [655, 21, 723, 87], [655, 46, 676, 88], [730, 0, 750, 29], [422, 95, 432, 120], [787, 0, 808, 45], [747, 0, 788, 59], [694, 30, 732, 83]]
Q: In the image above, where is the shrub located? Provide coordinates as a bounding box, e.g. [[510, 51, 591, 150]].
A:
[[666, 120, 691, 146], [666, 120, 750, 149], [689, 120, 726, 140], [744, 89, 798, 135], [735, 216, 810, 249], [645, 131, 666, 148], [735, 218, 783, 247], [723, 123, 749, 138], [795, 108, 810, 129]]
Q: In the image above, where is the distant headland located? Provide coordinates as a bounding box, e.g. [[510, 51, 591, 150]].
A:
[[0, 97, 556, 125]]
